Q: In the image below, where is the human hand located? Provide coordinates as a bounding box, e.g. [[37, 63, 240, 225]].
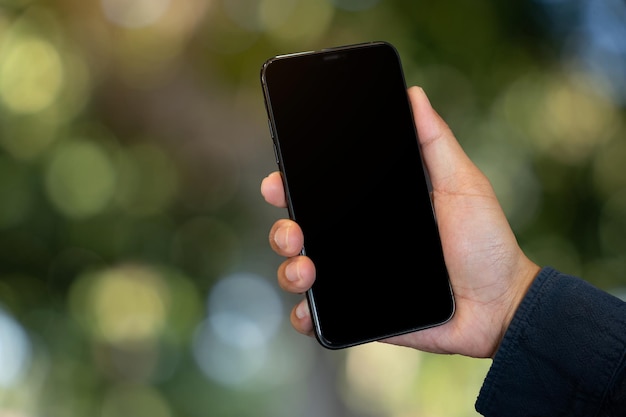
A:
[[261, 86, 540, 358]]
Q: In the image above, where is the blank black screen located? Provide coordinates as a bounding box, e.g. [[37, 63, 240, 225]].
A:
[[261, 42, 454, 349]]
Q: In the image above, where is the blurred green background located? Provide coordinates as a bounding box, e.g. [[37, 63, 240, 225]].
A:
[[0, 0, 624, 416]]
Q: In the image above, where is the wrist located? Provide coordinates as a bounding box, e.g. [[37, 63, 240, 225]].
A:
[[492, 260, 541, 358]]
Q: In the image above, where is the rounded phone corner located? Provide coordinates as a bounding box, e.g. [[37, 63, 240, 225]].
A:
[[314, 333, 346, 350]]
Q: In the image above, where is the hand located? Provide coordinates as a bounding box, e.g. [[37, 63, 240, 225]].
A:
[[261, 86, 541, 358]]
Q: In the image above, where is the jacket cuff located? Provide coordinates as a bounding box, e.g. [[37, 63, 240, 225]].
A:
[[475, 266, 626, 417]]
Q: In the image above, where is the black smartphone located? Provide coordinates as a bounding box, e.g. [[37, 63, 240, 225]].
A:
[[260, 41, 454, 349]]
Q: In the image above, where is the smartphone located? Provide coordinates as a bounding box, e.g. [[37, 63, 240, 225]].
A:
[[260, 41, 454, 349]]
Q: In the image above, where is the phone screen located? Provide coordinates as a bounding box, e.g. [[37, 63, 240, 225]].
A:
[[260, 41, 454, 349]]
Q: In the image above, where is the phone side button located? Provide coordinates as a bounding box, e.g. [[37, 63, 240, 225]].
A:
[[272, 142, 279, 164], [267, 119, 274, 139]]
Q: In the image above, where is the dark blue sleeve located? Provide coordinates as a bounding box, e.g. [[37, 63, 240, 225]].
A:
[[475, 266, 626, 417]]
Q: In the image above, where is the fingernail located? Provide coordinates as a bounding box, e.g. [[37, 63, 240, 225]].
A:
[[285, 261, 298, 282], [295, 301, 308, 319], [275, 225, 289, 250]]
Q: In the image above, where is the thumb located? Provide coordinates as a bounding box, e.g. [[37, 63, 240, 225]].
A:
[[408, 86, 476, 191]]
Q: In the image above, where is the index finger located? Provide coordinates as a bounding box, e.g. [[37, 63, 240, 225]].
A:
[[261, 171, 287, 208]]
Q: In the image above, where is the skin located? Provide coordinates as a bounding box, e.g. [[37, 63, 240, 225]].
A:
[[261, 86, 541, 359]]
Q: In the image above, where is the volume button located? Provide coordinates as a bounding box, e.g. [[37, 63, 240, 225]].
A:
[[267, 120, 279, 163], [272, 142, 279, 164]]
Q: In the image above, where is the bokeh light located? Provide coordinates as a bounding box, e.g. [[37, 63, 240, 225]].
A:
[[193, 272, 282, 385], [71, 263, 170, 347], [0, 306, 31, 388], [192, 272, 315, 391], [44, 139, 117, 219], [341, 343, 491, 417], [101, 0, 171, 29], [193, 318, 268, 387], [101, 0, 209, 87], [0, 18, 90, 160], [0, 38, 63, 114], [578, 0, 626, 104], [208, 272, 282, 348], [342, 343, 422, 416], [501, 71, 618, 164]]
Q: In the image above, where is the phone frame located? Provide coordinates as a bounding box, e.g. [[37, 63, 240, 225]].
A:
[[260, 41, 455, 349]]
